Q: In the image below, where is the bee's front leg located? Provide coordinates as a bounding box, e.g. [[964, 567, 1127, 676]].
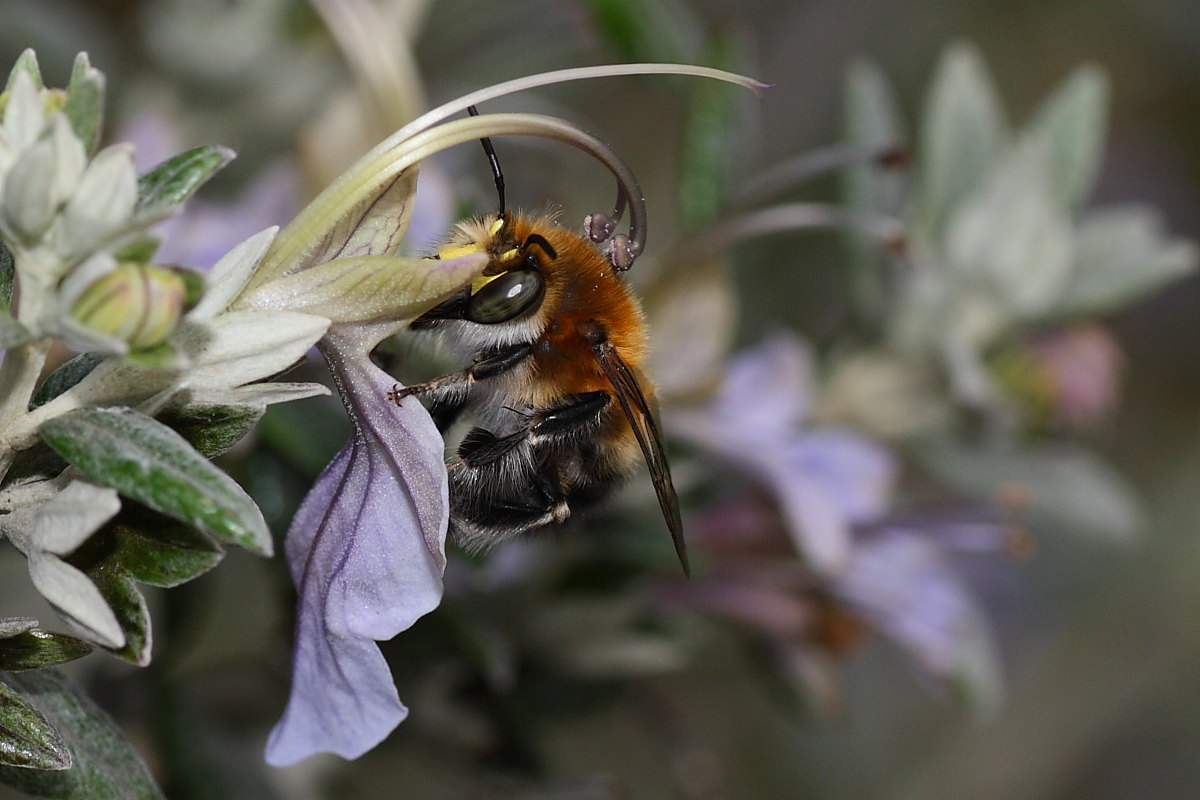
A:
[[387, 342, 533, 406]]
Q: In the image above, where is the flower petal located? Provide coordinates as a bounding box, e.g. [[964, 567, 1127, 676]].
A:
[[266, 337, 447, 765]]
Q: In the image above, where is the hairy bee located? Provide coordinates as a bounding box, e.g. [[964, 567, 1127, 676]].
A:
[[389, 204, 686, 573]]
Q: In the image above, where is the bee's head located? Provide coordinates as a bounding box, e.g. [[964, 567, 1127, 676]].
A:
[[415, 212, 557, 329]]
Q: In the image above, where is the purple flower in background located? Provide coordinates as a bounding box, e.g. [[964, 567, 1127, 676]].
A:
[[662, 333, 1011, 708], [668, 334, 895, 574], [265, 329, 448, 765]]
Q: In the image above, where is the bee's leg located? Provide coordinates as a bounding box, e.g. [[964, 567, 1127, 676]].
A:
[[387, 342, 532, 405], [449, 453, 571, 552], [452, 391, 612, 469], [428, 397, 468, 432]]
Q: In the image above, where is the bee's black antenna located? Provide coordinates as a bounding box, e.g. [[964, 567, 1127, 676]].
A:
[[467, 105, 506, 215]]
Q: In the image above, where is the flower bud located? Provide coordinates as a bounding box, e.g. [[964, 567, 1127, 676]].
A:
[[69, 261, 188, 350]]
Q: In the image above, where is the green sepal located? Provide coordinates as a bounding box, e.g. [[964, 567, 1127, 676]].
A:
[[159, 404, 264, 459], [64, 52, 105, 156], [30, 353, 104, 410], [122, 342, 180, 370], [39, 407, 272, 556], [0, 678, 70, 770], [136, 146, 235, 216], [0, 669, 164, 798], [112, 236, 160, 264], [0, 631, 93, 672]]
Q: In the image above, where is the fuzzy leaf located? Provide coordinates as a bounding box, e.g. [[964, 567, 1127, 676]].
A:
[[918, 43, 1007, 235], [1052, 206, 1199, 317], [5, 49, 43, 93], [0, 669, 164, 798], [158, 404, 263, 459], [0, 238, 13, 307], [0, 314, 32, 348], [1028, 64, 1108, 210], [0, 619, 38, 639], [85, 569, 150, 666], [64, 53, 105, 155], [679, 33, 745, 227], [39, 407, 272, 556], [30, 354, 104, 410], [0, 678, 70, 770], [73, 507, 224, 590], [135, 145, 235, 217], [0, 630, 93, 672]]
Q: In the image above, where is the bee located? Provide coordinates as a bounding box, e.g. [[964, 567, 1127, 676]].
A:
[[388, 120, 686, 573]]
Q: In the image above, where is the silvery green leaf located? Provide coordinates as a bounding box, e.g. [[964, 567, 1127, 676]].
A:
[[83, 569, 150, 665], [135, 145, 235, 216], [586, 0, 700, 64], [0, 678, 70, 770], [943, 139, 1074, 318], [1027, 64, 1108, 210], [5, 49, 44, 93], [0, 669, 165, 798], [843, 58, 906, 215], [79, 511, 223, 590], [26, 551, 125, 649], [175, 310, 328, 391], [242, 251, 487, 323], [917, 42, 1007, 235], [188, 227, 278, 320], [679, 33, 746, 227], [916, 439, 1143, 543], [16, 481, 120, 556], [0, 313, 32, 348], [1, 238, 13, 306], [61, 144, 137, 257], [1052, 205, 1199, 317], [39, 406, 272, 556], [0, 619, 39, 639], [112, 236, 159, 264], [48, 114, 87, 208], [157, 403, 263, 458], [181, 381, 329, 409], [0, 629, 93, 671], [1, 136, 57, 244], [64, 52, 105, 155], [30, 353, 104, 409], [2, 69, 44, 152]]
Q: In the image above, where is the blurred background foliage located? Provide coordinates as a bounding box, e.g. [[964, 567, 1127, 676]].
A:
[[3, 0, 1200, 798]]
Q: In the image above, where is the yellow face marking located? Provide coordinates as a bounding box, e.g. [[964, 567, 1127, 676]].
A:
[[438, 242, 483, 260], [470, 272, 506, 294], [489, 216, 505, 235], [498, 247, 521, 265]]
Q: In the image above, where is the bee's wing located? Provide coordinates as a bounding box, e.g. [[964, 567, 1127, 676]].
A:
[[592, 339, 689, 576]]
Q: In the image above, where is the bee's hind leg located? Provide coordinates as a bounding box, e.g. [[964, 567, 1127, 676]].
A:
[[452, 391, 613, 469]]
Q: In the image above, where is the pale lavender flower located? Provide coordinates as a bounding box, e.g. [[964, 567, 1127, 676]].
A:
[[264, 329, 447, 765], [669, 334, 895, 574]]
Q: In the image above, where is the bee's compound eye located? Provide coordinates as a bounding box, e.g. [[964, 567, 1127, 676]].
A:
[[465, 269, 544, 324]]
